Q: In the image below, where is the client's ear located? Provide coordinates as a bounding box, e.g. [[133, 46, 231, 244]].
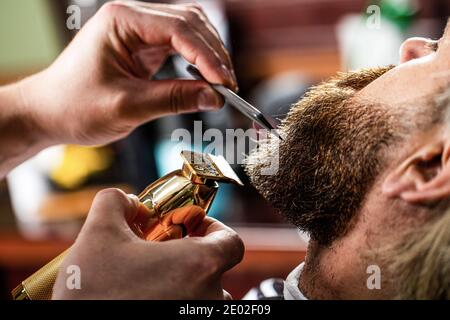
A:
[[382, 142, 450, 204]]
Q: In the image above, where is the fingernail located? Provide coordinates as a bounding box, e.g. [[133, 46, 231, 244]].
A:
[[198, 87, 221, 111], [219, 64, 237, 90], [220, 64, 232, 79]]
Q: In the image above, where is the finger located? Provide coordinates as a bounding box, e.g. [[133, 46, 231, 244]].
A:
[[182, 4, 221, 39], [189, 216, 216, 237], [82, 188, 140, 240], [145, 3, 236, 87], [169, 205, 206, 235], [116, 3, 235, 88], [190, 217, 245, 272], [145, 206, 205, 241], [128, 2, 233, 71], [124, 79, 224, 121], [170, 21, 235, 88], [181, 4, 237, 84], [179, 8, 237, 90]]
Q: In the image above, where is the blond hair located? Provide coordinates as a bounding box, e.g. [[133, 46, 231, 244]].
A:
[[383, 207, 450, 299]]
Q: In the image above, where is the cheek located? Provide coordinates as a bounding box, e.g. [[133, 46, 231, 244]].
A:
[[357, 184, 432, 250], [357, 58, 437, 106], [346, 184, 396, 248]]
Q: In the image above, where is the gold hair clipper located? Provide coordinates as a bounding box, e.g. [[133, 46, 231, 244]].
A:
[[12, 150, 243, 300]]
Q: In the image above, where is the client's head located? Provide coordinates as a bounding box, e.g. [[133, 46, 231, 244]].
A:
[[245, 20, 450, 299]]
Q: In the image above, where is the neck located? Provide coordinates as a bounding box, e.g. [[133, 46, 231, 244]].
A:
[[299, 238, 393, 300]]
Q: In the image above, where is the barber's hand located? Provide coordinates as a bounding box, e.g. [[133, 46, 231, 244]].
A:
[[52, 188, 244, 300], [20, 1, 236, 146]]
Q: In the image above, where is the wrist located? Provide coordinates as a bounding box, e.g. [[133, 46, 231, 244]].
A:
[[0, 80, 53, 176], [16, 73, 58, 148], [0, 78, 54, 152]]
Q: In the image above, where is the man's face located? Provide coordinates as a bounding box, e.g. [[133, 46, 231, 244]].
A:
[[246, 20, 450, 248]]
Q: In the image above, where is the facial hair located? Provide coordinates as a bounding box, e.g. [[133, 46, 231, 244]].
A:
[[245, 66, 396, 245]]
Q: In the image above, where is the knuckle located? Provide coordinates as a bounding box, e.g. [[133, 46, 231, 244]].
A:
[[112, 90, 131, 116], [83, 220, 121, 243], [186, 3, 204, 12], [87, 188, 129, 231], [184, 10, 201, 24], [84, 215, 115, 237], [99, 1, 124, 15], [86, 218, 115, 235], [96, 189, 132, 210], [95, 188, 126, 202], [172, 16, 189, 32], [168, 82, 185, 114]]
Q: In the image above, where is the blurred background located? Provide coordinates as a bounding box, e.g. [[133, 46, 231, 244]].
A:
[[0, 0, 448, 299]]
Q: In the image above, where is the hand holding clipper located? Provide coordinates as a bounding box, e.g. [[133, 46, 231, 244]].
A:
[[12, 151, 243, 300]]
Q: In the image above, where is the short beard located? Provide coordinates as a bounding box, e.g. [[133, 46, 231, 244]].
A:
[[245, 66, 396, 246]]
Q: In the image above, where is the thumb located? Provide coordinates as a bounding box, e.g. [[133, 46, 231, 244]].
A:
[[130, 80, 224, 121], [82, 188, 140, 239], [190, 217, 245, 273]]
